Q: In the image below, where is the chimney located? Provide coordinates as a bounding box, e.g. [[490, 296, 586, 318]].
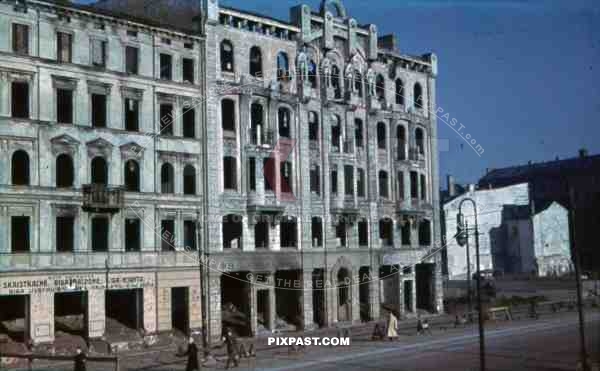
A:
[[377, 34, 397, 52], [447, 175, 455, 197], [579, 148, 588, 158]]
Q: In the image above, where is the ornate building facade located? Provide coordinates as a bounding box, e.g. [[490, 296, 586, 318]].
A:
[[0, 0, 442, 345]]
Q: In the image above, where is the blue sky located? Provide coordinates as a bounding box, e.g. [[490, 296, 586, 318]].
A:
[[79, 0, 600, 186]]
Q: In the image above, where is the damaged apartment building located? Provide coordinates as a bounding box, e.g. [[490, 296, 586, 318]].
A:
[[0, 0, 443, 346]]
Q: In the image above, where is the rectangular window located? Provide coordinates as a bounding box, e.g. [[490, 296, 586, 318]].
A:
[[161, 220, 175, 251], [344, 165, 354, 196], [56, 89, 73, 124], [182, 58, 194, 83], [310, 166, 320, 195], [420, 174, 427, 200], [398, 172, 405, 200], [124, 98, 139, 131], [410, 171, 418, 199], [125, 46, 139, 74], [224, 157, 237, 190], [91, 217, 109, 252], [12, 24, 29, 55], [182, 107, 195, 138], [125, 218, 141, 252], [184, 220, 196, 250], [57, 32, 72, 63], [11, 81, 29, 119], [160, 53, 172, 80], [160, 104, 173, 135], [357, 169, 365, 197], [355, 120, 363, 148], [91, 39, 107, 67], [91, 94, 107, 128], [263, 158, 273, 191], [358, 221, 368, 246], [11, 216, 30, 252], [248, 157, 256, 191], [280, 161, 292, 193], [56, 216, 74, 252], [331, 169, 338, 195]]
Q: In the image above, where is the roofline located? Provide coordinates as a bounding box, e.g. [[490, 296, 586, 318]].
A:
[[219, 5, 299, 32]]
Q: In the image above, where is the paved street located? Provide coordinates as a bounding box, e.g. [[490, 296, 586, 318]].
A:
[[24, 310, 598, 371]]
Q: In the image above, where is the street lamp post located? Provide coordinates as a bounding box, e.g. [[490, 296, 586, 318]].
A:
[[456, 198, 486, 371], [465, 220, 473, 322]]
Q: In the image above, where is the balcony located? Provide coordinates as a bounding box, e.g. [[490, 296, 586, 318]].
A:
[[82, 184, 124, 213], [408, 147, 425, 162]]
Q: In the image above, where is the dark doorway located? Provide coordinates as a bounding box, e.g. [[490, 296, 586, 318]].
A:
[[275, 270, 301, 329], [91, 217, 109, 252], [56, 154, 74, 187], [11, 216, 30, 252], [221, 272, 251, 336], [403, 280, 413, 313], [11, 150, 30, 185], [337, 268, 351, 322], [256, 289, 270, 331], [312, 269, 325, 327], [91, 157, 108, 186], [416, 263, 434, 312], [379, 265, 400, 315], [54, 291, 87, 337], [124, 160, 140, 192], [105, 289, 143, 331], [171, 287, 189, 335], [56, 216, 74, 252], [0, 295, 28, 342], [222, 214, 242, 249]]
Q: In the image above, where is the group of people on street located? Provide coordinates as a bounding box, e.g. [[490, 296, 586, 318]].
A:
[[371, 312, 435, 341]]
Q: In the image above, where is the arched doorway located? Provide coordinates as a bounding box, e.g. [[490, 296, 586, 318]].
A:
[[337, 267, 351, 322]]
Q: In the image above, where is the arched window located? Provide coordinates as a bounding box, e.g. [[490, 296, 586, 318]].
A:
[[161, 163, 174, 194], [414, 82, 423, 108], [415, 127, 425, 155], [249, 46, 262, 77], [278, 107, 291, 138], [308, 60, 318, 88], [397, 125, 406, 160], [331, 65, 341, 99], [56, 153, 74, 188], [377, 122, 386, 149], [376, 74, 385, 101], [395, 79, 404, 105], [221, 99, 235, 133], [91, 157, 108, 186], [354, 71, 363, 98], [378, 170, 389, 198], [183, 165, 196, 195], [11, 150, 30, 185], [277, 52, 290, 81], [124, 159, 140, 192], [220, 40, 234, 72]]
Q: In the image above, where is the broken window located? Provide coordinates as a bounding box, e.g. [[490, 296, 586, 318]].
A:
[[344, 165, 354, 196], [160, 103, 173, 135], [395, 79, 404, 105], [377, 122, 386, 149], [182, 58, 194, 83], [11, 150, 30, 185], [56, 88, 73, 124], [379, 170, 389, 198], [420, 174, 427, 200], [125, 218, 140, 252], [161, 163, 174, 194], [11, 81, 29, 119], [125, 46, 139, 74], [280, 161, 292, 193], [397, 125, 406, 160], [248, 157, 256, 191], [12, 23, 29, 55], [311, 217, 323, 247], [354, 119, 363, 148], [124, 159, 140, 192], [160, 53, 172, 80], [91, 93, 107, 128], [223, 156, 237, 190], [309, 111, 319, 141], [280, 217, 297, 248], [310, 165, 320, 195], [56, 216, 74, 252], [379, 219, 393, 247], [183, 107, 195, 138], [161, 219, 175, 251], [358, 219, 368, 247], [11, 216, 30, 252], [250, 103, 263, 144], [418, 219, 431, 246], [183, 165, 196, 195], [91, 217, 109, 252], [91, 157, 108, 186], [415, 128, 425, 155], [91, 39, 107, 67], [124, 98, 139, 131], [263, 158, 274, 191], [56, 153, 74, 188], [278, 107, 291, 138], [277, 52, 290, 81], [397, 171, 404, 200], [376, 74, 385, 101], [221, 99, 235, 133], [357, 168, 365, 197], [220, 40, 234, 72], [184, 220, 196, 250], [331, 167, 338, 195], [414, 82, 423, 109], [57, 32, 72, 63], [410, 171, 418, 199], [223, 214, 242, 249], [249, 46, 262, 77]]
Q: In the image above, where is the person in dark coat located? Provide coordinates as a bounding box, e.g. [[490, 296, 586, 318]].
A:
[[222, 329, 239, 369], [416, 319, 424, 335], [74, 347, 86, 371], [183, 337, 200, 371]]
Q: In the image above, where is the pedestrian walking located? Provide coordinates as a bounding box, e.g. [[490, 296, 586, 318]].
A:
[[73, 347, 86, 371], [182, 337, 200, 371], [222, 328, 239, 369], [385, 311, 398, 341], [422, 319, 432, 335], [371, 323, 385, 340], [416, 318, 424, 335]]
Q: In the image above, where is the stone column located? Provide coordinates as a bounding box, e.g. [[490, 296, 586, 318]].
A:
[[369, 265, 381, 320], [411, 278, 417, 313], [301, 269, 315, 330], [247, 279, 257, 335], [143, 287, 157, 334], [157, 287, 171, 332], [0, 72, 8, 117], [267, 273, 276, 331], [208, 272, 222, 343], [87, 288, 105, 338], [29, 292, 54, 344], [189, 285, 202, 331], [0, 206, 8, 253], [351, 269, 360, 323], [243, 215, 254, 252]]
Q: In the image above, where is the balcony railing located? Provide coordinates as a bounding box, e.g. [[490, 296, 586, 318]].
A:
[[82, 184, 124, 213]]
